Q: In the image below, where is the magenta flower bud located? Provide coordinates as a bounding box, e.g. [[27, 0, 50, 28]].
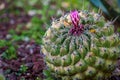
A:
[[69, 10, 84, 36], [70, 10, 80, 27]]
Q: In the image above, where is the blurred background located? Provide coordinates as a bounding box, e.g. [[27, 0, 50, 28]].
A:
[[0, 0, 120, 80]]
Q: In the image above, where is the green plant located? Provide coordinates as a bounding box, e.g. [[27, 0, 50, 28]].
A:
[[43, 70, 54, 80], [19, 64, 28, 73], [117, 27, 120, 32], [0, 40, 6, 48], [0, 40, 17, 60], [2, 46, 17, 59], [35, 77, 42, 80], [20, 77, 26, 80], [42, 10, 120, 80], [21, 16, 45, 44]]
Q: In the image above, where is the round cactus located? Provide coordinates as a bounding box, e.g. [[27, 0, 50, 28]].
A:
[[42, 10, 120, 80]]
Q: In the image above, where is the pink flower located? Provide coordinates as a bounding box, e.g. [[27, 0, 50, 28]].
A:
[[69, 10, 84, 36], [70, 10, 80, 27]]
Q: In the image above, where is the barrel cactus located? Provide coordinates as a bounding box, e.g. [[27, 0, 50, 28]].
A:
[[42, 10, 120, 80]]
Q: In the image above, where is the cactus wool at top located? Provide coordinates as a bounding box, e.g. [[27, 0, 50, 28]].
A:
[[42, 10, 120, 80]]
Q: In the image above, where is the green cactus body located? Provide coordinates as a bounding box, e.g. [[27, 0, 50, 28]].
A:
[[42, 10, 120, 80], [0, 74, 5, 80]]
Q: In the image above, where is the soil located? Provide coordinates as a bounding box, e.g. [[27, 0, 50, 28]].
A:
[[0, 12, 45, 80]]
